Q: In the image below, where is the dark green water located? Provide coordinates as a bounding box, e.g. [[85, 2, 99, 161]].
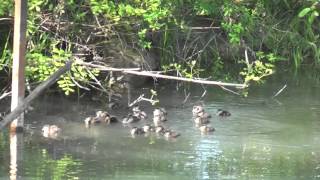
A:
[[0, 76, 320, 179]]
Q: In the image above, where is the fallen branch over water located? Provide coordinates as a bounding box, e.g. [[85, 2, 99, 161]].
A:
[[0, 61, 73, 130], [76, 61, 248, 89]]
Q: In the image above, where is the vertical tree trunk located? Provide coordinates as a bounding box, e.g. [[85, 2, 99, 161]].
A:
[[11, 0, 28, 132]]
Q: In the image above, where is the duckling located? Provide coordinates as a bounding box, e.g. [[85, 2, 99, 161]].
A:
[[142, 124, 155, 133], [216, 109, 231, 117], [153, 115, 163, 127], [153, 108, 167, 122], [194, 116, 210, 125], [163, 130, 180, 139], [122, 113, 140, 124], [199, 125, 215, 133], [84, 116, 100, 127], [155, 125, 165, 134], [109, 116, 118, 123], [132, 105, 147, 120], [197, 110, 212, 119], [42, 124, 61, 138], [192, 105, 204, 117], [95, 110, 111, 123], [130, 127, 145, 136]]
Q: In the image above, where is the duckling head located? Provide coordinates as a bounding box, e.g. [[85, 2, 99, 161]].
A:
[[192, 105, 204, 117]]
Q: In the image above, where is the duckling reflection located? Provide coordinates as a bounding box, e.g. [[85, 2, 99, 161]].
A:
[[42, 124, 61, 139]]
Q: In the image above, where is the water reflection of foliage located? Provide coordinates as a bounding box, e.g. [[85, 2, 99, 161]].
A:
[[24, 147, 82, 179]]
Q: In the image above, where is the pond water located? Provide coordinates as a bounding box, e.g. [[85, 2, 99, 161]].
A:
[[1, 75, 320, 179]]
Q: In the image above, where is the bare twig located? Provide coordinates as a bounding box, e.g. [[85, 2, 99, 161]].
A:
[[272, 84, 287, 98], [124, 70, 247, 88], [76, 60, 247, 88], [0, 91, 11, 101], [219, 85, 241, 96]]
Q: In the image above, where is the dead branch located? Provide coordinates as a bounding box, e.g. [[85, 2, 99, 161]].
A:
[[76, 61, 248, 89]]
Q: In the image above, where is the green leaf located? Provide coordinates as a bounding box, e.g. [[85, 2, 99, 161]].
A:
[[298, 8, 311, 17]]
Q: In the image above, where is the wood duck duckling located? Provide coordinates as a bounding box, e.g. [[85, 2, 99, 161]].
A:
[[84, 117, 99, 128], [155, 125, 165, 134], [142, 124, 155, 133], [192, 105, 205, 117], [153, 115, 162, 127], [199, 125, 215, 133], [153, 108, 167, 122], [122, 113, 140, 124], [216, 109, 231, 117], [42, 124, 61, 139], [163, 129, 180, 139], [194, 116, 210, 125], [197, 110, 212, 119], [132, 105, 147, 120], [95, 110, 111, 123], [130, 127, 145, 136]]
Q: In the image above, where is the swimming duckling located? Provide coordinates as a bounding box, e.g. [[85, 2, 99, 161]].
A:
[[142, 124, 155, 133], [163, 130, 180, 139], [132, 105, 147, 120], [42, 124, 61, 139], [122, 113, 140, 124], [198, 110, 212, 118], [155, 125, 165, 134], [192, 105, 204, 117], [153, 108, 167, 122], [216, 109, 231, 117], [109, 116, 118, 123], [199, 125, 215, 133], [84, 116, 100, 127], [95, 110, 111, 123], [153, 115, 162, 127], [194, 116, 210, 125], [130, 127, 145, 136]]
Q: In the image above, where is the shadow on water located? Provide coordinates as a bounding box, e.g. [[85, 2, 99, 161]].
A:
[[1, 73, 320, 179]]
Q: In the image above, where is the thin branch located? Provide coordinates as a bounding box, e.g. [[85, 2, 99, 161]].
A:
[[219, 85, 241, 96], [272, 84, 287, 98], [0, 91, 11, 101], [77, 60, 247, 88], [124, 70, 247, 88]]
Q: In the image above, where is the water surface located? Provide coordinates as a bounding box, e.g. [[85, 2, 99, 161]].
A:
[[0, 76, 320, 179]]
